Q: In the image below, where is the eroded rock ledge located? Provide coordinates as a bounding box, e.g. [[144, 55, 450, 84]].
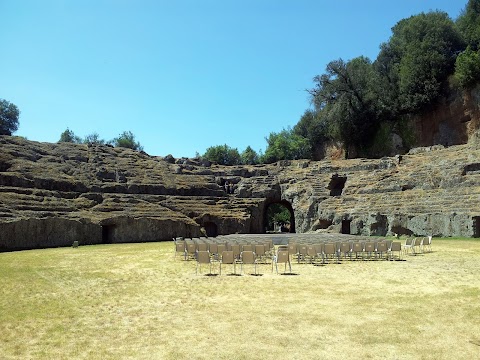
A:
[[1, 136, 479, 250]]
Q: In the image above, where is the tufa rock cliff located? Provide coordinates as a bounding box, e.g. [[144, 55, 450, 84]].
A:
[[1, 135, 479, 251]]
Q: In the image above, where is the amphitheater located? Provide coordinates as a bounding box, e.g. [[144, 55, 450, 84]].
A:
[[1, 134, 479, 251]]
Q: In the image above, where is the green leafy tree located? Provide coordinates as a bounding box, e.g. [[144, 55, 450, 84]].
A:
[[0, 99, 20, 135], [384, 11, 464, 112], [240, 146, 259, 165], [84, 132, 105, 145], [58, 128, 82, 143], [203, 144, 241, 165], [455, 46, 480, 88], [293, 109, 329, 158], [308, 57, 380, 157], [456, 0, 480, 50], [373, 42, 402, 119], [266, 203, 291, 231], [262, 128, 311, 163], [110, 131, 143, 151]]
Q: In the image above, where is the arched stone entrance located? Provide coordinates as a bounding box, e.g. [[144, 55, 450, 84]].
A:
[[263, 199, 296, 233]]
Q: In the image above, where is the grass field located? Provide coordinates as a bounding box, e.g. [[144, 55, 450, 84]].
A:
[[1, 238, 479, 359]]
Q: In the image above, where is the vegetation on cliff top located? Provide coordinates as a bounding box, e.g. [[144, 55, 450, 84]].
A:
[[204, 0, 480, 164], [58, 128, 144, 151], [0, 99, 20, 136], [290, 0, 479, 160]]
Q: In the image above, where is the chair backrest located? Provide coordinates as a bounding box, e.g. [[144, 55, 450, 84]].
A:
[[208, 242, 217, 254], [197, 242, 208, 251], [414, 237, 422, 246], [405, 237, 413, 245], [255, 244, 265, 257], [352, 242, 363, 252], [175, 242, 185, 252], [276, 250, 289, 263], [216, 243, 225, 254], [261, 241, 271, 253], [298, 244, 308, 255], [307, 245, 316, 257], [391, 242, 401, 251], [314, 243, 324, 255], [340, 242, 351, 253], [221, 251, 234, 264], [196, 250, 210, 264], [377, 242, 387, 252], [365, 242, 375, 252], [324, 243, 336, 255], [231, 244, 240, 258], [266, 239, 274, 250], [335, 242, 342, 252], [241, 251, 255, 264], [288, 243, 297, 255], [186, 242, 196, 254], [242, 244, 253, 252]]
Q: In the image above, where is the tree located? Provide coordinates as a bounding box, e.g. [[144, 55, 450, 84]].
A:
[[308, 57, 380, 157], [455, 46, 480, 88], [384, 11, 464, 112], [110, 131, 143, 151], [373, 42, 402, 119], [0, 99, 20, 135], [456, 0, 480, 50], [58, 128, 82, 143], [262, 128, 311, 163], [240, 146, 259, 165], [202, 144, 241, 165], [293, 109, 329, 158], [266, 203, 291, 231], [83, 132, 105, 145]]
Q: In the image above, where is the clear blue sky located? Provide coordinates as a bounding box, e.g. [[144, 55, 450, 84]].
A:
[[1, 0, 467, 158]]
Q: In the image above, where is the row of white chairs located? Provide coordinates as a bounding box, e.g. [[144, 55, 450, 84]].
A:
[[174, 238, 274, 262], [402, 236, 432, 255], [286, 240, 403, 263], [195, 248, 292, 275]]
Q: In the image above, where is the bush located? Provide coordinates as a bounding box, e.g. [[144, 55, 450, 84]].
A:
[[0, 99, 20, 136], [203, 144, 241, 166], [110, 131, 143, 151], [454, 47, 480, 88]]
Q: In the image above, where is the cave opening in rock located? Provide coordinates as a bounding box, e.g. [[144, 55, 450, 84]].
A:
[[263, 200, 295, 233], [318, 219, 333, 229], [328, 175, 347, 196], [341, 220, 351, 234], [203, 221, 218, 237], [474, 217, 480, 238], [102, 225, 115, 244]]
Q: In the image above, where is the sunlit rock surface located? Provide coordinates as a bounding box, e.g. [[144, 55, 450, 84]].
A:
[[1, 135, 479, 250]]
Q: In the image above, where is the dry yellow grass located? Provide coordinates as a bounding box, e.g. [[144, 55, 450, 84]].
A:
[[1, 238, 479, 359]]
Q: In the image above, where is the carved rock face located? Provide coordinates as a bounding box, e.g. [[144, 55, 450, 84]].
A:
[[1, 135, 480, 251]]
